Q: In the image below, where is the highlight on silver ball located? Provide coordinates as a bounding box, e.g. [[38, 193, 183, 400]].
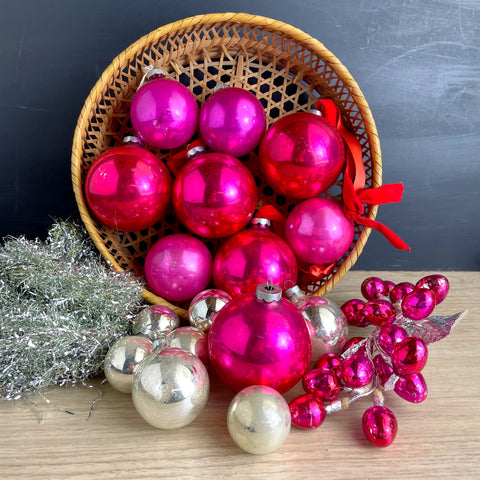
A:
[[132, 305, 180, 341], [188, 288, 232, 333]]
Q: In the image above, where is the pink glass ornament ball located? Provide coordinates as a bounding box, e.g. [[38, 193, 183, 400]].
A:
[[144, 233, 212, 302], [208, 284, 312, 393], [363, 299, 396, 327], [341, 353, 375, 389], [84, 143, 171, 231], [285, 197, 354, 265], [314, 352, 343, 374], [390, 281, 415, 304], [131, 75, 199, 149], [341, 299, 369, 327], [213, 220, 298, 297], [394, 372, 428, 403], [416, 274, 450, 305], [199, 87, 266, 157], [391, 336, 428, 376], [401, 288, 436, 320], [362, 406, 398, 447], [172, 152, 257, 238], [302, 368, 341, 401], [378, 325, 408, 356], [361, 277, 389, 301], [289, 394, 326, 430], [259, 111, 345, 199]]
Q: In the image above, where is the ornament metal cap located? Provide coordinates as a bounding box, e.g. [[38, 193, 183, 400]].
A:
[[186, 144, 206, 159], [122, 135, 144, 146], [285, 284, 304, 298], [256, 283, 282, 303], [213, 83, 230, 92], [309, 108, 323, 116], [145, 67, 166, 81], [251, 217, 271, 227]]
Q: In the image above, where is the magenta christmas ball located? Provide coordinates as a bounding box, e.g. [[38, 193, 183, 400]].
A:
[[285, 197, 354, 265], [84, 140, 171, 231], [144, 233, 212, 302], [199, 87, 266, 157], [172, 152, 257, 238], [208, 284, 312, 393], [130, 72, 199, 149], [259, 111, 344, 199], [212, 219, 298, 297]]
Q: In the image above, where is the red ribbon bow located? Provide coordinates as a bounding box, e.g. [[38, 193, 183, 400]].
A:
[[315, 98, 410, 251]]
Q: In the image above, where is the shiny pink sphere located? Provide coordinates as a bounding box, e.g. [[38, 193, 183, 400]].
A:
[[314, 352, 342, 374], [391, 336, 428, 376], [362, 406, 398, 447], [84, 144, 171, 231], [208, 290, 312, 393], [390, 281, 415, 303], [361, 276, 389, 300], [285, 197, 354, 265], [401, 288, 436, 320], [341, 299, 369, 327], [377, 325, 408, 355], [302, 368, 341, 401], [363, 299, 396, 327], [213, 222, 298, 297], [130, 77, 199, 149], [394, 372, 428, 403], [289, 394, 326, 430], [341, 353, 375, 389], [416, 274, 450, 304], [199, 87, 266, 157], [172, 152, 257, 238], [259, 111, 344, 199], [144, 233, 212, 302]]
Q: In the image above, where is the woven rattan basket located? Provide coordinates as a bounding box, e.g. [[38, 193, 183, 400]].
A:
[[71, 12, 381, 318]]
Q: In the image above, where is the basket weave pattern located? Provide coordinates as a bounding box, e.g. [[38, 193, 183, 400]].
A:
[[71, 13, 381, 317]]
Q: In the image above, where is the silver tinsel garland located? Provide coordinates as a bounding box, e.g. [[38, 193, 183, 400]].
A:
[[0, 220, 145, 400]]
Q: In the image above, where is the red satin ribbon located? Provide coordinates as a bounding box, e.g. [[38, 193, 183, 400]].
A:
[[315, 99, 410, 251], [166, 138, 207, 176]]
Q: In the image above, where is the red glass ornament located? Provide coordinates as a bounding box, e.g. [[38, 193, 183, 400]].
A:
[[341, 336, 366, 355], [377, 325, 408, 355], [394, 372, 428, 403], [302, 368, 341, 401], [373, 355, 394, 387], [341, 353, 375, 389], [362, 406, 398, 447], [363, 299, 396, 327], [361, 277, 389, 301], [144, 233, 212, 302], [289, 394, 326, 430], [341, 299, 369, 327], [259, 111, 345, 199], [84, 141, 171, 231], [199, 87, 266, 157], [212, 220, 298, 297], [390, 281, 415, 304], [391, 337, 428, 376], [172, 152, 257, 238], [208, 284, 311, 393], [285, 197, 354, 265], [416, 274, 450, 305], [401, 288, 436, 320], [130, 72, 199, 149], [314, 352, 343, 374]]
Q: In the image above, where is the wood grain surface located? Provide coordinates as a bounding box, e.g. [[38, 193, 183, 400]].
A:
[[1, 271, 478, 479]]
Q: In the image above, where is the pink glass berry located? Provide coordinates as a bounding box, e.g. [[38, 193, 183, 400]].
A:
[[391, 337, 428, 376], [289, 394, 326, 430], [378, 325, 409, 356], [362, 406, 398, 447], [401, 288, 436, 320], [341, 336, 366, 355], [373, 355, 394, 387], [363, 299, 396, 327], [416, 274, 449, 305], [341, 353, 375, 389], [341, 299, 369, 327], [361, 277, 389, 301], [384, 280, 396, 294], [390, 282, 415, 304], [394, 372, 428, 403], [302, 368, 341, 401], [314, 353, 342, 374]]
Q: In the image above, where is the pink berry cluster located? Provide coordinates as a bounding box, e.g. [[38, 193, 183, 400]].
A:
[[289, 274, 451, 447]]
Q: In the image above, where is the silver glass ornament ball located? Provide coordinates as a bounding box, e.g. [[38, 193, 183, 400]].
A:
[[227, 385, 291, 455], [132, 305, 180, 341], [188, 288, 231, 333], [104, 335, 153, 393], [300, 296, 348, 359], [166, 326, 209, 366], [132, 348, 209, 429]]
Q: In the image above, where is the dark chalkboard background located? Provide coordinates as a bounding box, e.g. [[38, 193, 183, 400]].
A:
[[1, 0, 479, 271]]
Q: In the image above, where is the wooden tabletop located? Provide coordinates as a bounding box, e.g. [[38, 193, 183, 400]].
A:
[[1, 271, 478, 479]]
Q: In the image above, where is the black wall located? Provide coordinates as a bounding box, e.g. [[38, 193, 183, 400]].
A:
[[1, 0, 478, 270]]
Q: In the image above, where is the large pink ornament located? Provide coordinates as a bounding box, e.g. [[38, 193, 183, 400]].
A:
[[213, 219, 298, 297], [130, 71, 199, 149], [285, 197, 354, 265], [84, 139, 171, 231], [208, 283, 312, 393], [362, 406, 398, 447], [144, 233, 212, 302], [259, 111, 344, 199], [172, 152, 257, 238], [199, 87, 266, 157]]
